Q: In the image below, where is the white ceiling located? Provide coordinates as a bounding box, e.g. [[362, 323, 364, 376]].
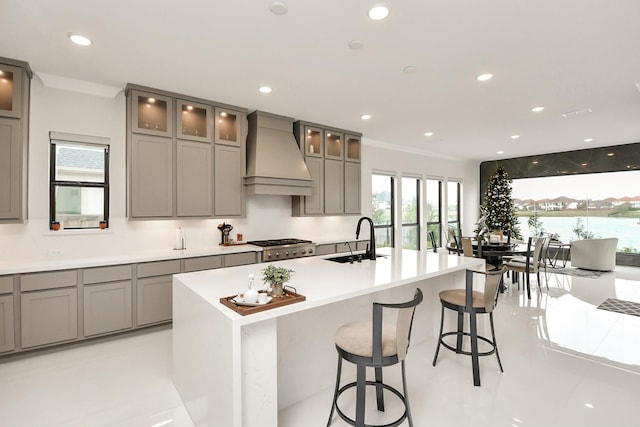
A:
[[2, 0, 640, 161]]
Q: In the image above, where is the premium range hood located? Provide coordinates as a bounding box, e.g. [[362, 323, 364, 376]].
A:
[[244, 111, 313, 196]]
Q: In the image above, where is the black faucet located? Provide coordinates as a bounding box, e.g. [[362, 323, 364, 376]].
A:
[[355, 216, 376, 261]]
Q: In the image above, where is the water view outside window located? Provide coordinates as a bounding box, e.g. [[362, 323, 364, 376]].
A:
[[401, 177, 420, 250], [426, 179, 442, 248], [512, 171, 640, 252], [372, 174, 394, 247]]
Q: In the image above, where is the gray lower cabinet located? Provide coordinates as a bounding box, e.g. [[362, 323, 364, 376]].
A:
[[0, 294, 14, 353], [84, 281, 132, 337], [137, 275, 172, 326], [214, 144, 244, 216], [324, 159, 344, 214], [177, 139, 213, 217], [21, 288, 78, 349], [224, 252, 257, 267], [129, 133, 174, 218]]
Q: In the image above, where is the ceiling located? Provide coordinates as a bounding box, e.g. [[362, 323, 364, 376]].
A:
[[2, 0, 640, 161]]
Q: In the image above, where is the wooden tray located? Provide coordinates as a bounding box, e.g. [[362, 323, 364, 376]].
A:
[[219, 288, 306, 316]]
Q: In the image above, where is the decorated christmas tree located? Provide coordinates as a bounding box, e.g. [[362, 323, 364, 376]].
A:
[[475, 166, 522, 240]]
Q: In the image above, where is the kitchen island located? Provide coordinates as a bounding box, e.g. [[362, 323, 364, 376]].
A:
[[172, 248, 484, 427]]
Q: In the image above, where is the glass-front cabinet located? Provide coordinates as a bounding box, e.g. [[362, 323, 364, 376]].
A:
[[215, 107, 241, 146], [131, 90, 173, 137], [0, 63, 23, 119], [345, 134, 361, 162], [304, 126, 323, 157], [177, 99, 212, 142], [324, 131, 343, 160]]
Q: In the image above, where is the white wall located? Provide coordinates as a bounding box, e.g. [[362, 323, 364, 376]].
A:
[[0, 79, 479, 263]]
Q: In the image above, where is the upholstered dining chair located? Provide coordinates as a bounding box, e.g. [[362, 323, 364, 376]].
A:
[[327, 289, 423, 427], [428, 230, 438, 253], [461, 237, 475, 258], [432, 266, 507, 386], [505, 237, 547, 299]]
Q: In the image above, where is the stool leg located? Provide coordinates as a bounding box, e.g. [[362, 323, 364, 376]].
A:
[[456, 311, 464, 352], [356, 365, 366, 427], [326, 354, 343, 427], [374, 367, 384, 412], [489, 312, 503, 372], [432, 305, 445, 366], [470, 312, 480, 386], [526, 271, 531, 299], [401, 360, 414, 427]]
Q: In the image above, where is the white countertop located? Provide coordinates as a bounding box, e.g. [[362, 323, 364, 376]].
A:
[[0, 244, 262, 275], [173, 247, 485, 326]]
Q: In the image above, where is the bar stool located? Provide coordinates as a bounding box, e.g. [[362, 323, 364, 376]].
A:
[[327, 289, 423, 427], [432, 267, 506, 386]]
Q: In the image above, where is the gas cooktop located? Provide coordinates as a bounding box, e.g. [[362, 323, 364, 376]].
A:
[[247, 239, 316, 261]]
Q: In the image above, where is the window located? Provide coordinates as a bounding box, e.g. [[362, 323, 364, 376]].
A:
[[372, 174, 394, 248], [50, 132, 109, 230], [426, 178, 443, 248], [401, 177, 420, 250], [447, 180, 461, 239]]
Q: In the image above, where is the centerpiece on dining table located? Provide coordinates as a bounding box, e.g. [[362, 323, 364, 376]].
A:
[[262, 264, 294, 297]]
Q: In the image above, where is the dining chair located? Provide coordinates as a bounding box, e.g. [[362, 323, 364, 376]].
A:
[[428, 230, 438, 253], [327, 289, 424, 427], [505, 237, 547, 299], [432, 266, 507, 386], [461, 237, 475, 257]]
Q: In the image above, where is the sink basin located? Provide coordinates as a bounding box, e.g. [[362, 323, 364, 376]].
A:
[[325, 254, 386, 263]]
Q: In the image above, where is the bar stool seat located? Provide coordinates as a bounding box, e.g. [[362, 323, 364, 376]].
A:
[[327, 289, 423, 427], [432, 267, 507, 386]]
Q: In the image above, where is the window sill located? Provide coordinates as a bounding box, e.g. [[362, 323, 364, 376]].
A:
[[44, 229, 114, 237]]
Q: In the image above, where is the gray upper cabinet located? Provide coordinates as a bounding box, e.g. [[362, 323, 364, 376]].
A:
[[177, 140, 213, 217], [292, 120, 361, 216], [214, 107, 242, 146], [344, 162, 361, 214], [177, 99, 212, 143], [214, 144, 244, 216], [0, 58, 31, 223], [129, 134, 174, 218], [324, 159, 344, 214], [130, 90, 173, 137], [126, 84, 247, 219]]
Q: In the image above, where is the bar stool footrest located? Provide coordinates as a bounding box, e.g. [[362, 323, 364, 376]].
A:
[[334, 381, 408, 427]]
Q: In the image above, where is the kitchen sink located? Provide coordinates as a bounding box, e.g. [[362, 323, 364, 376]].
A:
[[325, 254, 386, 263]]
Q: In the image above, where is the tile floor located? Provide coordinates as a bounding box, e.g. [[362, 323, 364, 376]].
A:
[[1, 265, 640, 426]]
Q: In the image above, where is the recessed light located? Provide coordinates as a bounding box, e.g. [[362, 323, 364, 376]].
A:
[[532, 160, 539, 164], [497, 150, 504, 154], [585, 403, 594, 409], [607, 152, 615, 157], [360, 114, 372, 120], [368, 5, 390, 20], [531, 106, 545, 112], [477, 73, 493, 82], [68, 33, 92, 46], [269, 1, 288, 15], [510, 135, 520, 139], [348, 40, 364, 50], [402, 65, 417, 74], [0, 70, 4, 76], [581, 162, 588, 166], [584, 138, 593, 142], [424, 132, 434, 137], [186, 105, 193, 111], [258, 86, 272, 94], [148, 98, 156, 104]]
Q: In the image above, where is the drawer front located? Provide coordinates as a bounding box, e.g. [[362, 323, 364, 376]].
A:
[[137, 260, 181, 278], [83, 265, 133, 284], [184, 256, 223, 273], [0, 276, 13, 294], [224, 252, 256, 268], [315, 244, 336, 256], [20, 270, 78, 292]]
